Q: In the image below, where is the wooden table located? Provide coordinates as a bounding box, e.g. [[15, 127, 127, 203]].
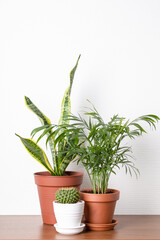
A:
[[0, 215, 160, 240]]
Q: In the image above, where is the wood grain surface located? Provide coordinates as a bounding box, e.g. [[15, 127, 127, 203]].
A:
[[0, 215, 160, 240]]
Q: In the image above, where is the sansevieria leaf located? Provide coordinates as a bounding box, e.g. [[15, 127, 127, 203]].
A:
[[59, 55, 81, 125], [24, 96, 56, 168], [16, 56, 81, 176], [24, 96, 52, 126], [59, 154, 77, 176], [15, 134, 55, 175], [57, 55, 81, 174]]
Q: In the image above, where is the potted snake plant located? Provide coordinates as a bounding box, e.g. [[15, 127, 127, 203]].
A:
[[53, 188, 85, 235], [15, 55, 83, 225], [62, 102, 159, 231]]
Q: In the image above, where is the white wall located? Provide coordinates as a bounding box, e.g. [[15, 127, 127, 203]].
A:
[[1, 0, 160, 215]]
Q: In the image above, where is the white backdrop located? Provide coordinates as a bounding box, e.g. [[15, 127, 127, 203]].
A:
[[0, 0, 160, 215]]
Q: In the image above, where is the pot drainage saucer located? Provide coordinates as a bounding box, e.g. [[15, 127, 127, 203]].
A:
[[85, 219, 118, 231], [54, 223, 85, 235]]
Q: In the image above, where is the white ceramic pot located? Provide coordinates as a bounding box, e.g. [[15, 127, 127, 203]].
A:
[[53, 200, 84, 228]]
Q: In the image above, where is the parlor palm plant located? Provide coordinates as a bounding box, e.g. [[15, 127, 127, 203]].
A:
[[62, 103, 160, 230], [66, 103, 159, 194]]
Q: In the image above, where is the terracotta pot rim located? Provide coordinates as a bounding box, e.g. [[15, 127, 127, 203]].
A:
[[34, 171, 83, 178], [80, 188, 120, 202], [80, 188, 119, 195], [34, 171, 84, 187]]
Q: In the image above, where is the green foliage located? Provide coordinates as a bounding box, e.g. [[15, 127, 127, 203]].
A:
[[55, 187, 80, 203], [16, 55, 81, 176], [65, 102, 159, 194], [15, 134, 54, 175]]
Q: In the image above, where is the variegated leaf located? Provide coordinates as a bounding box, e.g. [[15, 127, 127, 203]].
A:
[[25, 96, 51, 126], [59, 154, 78, 176], [16, 134, 55, 175], [58, 55, 81, 125], [24, 96, 55, 167]]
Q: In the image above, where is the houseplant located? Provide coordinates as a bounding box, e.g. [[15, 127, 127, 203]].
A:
[[15, 55, 84, 225], [62, 102, 159, 230], [53, 187, 85, 235]]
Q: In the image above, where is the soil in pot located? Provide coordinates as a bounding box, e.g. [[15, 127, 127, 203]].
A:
[[82, 189, 113, 194]]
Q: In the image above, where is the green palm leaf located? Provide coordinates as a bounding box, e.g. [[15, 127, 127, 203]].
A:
[[15, 134, 55, 175]]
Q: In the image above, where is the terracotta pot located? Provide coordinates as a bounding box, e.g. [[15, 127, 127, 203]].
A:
[[34, 171, 83, 225], [80, 188, 120, 231]]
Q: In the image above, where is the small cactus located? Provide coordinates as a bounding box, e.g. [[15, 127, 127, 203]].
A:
[[55, 187, 80, 204]]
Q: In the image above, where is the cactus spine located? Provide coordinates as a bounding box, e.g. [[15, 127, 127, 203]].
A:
[[55, 187, 80, 204]]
